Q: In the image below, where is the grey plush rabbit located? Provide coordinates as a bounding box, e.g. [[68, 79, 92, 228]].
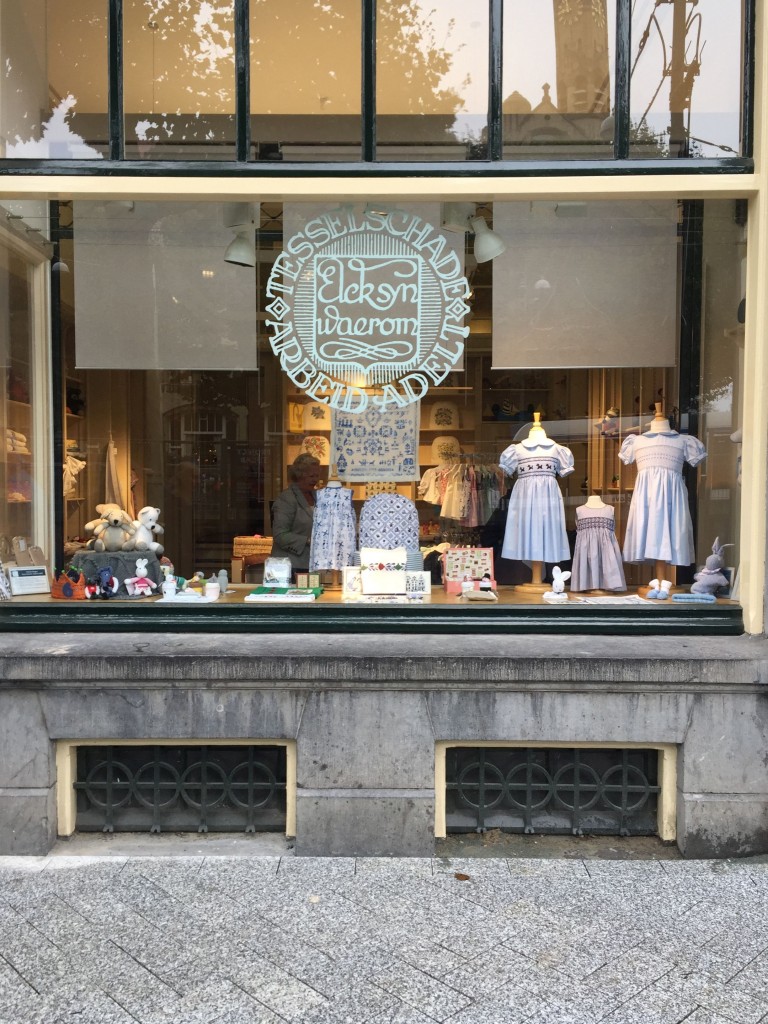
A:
[[691, 537, 732, 595]]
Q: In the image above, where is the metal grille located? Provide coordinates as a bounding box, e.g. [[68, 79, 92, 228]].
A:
[[75, 745, 286, 834], [446, 747, 661, 836]]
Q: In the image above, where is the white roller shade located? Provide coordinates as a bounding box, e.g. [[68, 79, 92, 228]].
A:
[[73, 201, 257, 370], [492, 201, 678, 369]]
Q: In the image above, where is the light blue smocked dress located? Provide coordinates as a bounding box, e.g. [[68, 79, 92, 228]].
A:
[[500, 439, 574, 562], [619, 430, 706, 565], [309, 485, 357, 571]]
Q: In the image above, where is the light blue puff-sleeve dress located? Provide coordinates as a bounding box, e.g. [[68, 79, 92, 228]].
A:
[[619, 431, 706, 565], [500, 440, 574, 562]]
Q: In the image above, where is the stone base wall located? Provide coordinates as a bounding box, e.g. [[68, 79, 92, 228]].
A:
[[1, 633, 767, 858]]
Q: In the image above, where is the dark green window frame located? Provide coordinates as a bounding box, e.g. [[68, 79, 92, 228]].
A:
[[0, 0, 756, 178]]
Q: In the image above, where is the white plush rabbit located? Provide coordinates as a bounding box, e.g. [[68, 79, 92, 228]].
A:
[[551, 566, 571, 594]]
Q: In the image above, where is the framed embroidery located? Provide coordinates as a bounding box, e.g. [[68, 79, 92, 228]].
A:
[[331, 404, 420, 482]]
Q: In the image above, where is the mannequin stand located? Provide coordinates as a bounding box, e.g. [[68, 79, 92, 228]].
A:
[[514, 560, 551, 594]]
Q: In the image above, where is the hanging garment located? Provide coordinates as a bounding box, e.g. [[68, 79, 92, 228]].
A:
[[359, 493, 420, 551], [619, 431, 706, 565], [499, 439, 574, 562], [570, 504, 626, 592], [309, 486, 357, 571]]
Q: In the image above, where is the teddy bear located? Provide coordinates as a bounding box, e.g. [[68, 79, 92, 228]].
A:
[[129, 506, 165, 555], [84, 503, 123, 549], [91, 507, 136, 552]]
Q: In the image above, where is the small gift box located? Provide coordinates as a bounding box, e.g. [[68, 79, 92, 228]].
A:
[[360, 546, 408, 595]]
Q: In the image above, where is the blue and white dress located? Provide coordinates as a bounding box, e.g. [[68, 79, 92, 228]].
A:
[[500, 439, 574, 562], [309, 486, 357, 571], [619, 430, 706, 565]]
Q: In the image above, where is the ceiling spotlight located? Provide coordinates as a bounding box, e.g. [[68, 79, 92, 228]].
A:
[[224, 227, 256, 267], [470, 217, 507, 263]]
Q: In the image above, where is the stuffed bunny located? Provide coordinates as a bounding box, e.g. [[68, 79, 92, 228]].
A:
[[691, 537, 732, 595], [551, 566, 571, 593]]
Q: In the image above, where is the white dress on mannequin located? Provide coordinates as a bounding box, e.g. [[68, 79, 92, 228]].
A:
[[500, 436, 574, 562]]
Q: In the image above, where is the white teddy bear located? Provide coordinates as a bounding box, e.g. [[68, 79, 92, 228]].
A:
[[91, 507, 136, 552], [130, 506, 165, 554]]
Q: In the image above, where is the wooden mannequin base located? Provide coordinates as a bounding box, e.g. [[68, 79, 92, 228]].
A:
[[513, 582, 551, 594]]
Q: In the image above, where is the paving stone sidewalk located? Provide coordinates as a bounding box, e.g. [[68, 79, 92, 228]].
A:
[[0, 852, 767, 1024]]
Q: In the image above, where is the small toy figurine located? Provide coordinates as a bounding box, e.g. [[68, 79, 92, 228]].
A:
[[596, 406, 620, 438], [543, 565, 571, 602], [85, 566, 119, 599], [124, 557, 157, 597], [691, 537, 732, 596], [479, 572, 493, 592]]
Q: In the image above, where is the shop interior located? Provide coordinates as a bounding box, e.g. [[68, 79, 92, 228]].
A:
[[0, 196, 745, 607]]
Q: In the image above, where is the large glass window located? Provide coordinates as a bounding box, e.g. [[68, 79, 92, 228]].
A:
[[0, 1, 109, 158], [503, 0, 616, 159], [250, 0, 362, 161], [123, 0, 236, 160], [377, 0, 489, 161], [630, 0, 744, 158], [1, 196, 745, 623]]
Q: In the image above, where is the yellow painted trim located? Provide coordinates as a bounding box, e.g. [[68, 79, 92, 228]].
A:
[[54, 739, 295, 838], [739, 4, 768, 634], [0, 173, 756, 204], [434, 740, 677, 843]]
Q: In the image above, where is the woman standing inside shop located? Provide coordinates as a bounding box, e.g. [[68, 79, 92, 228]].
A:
[[270, 454, 321, 573]]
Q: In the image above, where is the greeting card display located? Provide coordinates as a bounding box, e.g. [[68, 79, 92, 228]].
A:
[[442, 547, 496, 595]]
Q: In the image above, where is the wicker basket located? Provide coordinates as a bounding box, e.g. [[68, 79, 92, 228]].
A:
[[233, 536, 273, 557]]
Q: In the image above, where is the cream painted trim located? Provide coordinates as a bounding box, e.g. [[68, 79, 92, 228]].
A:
[[434, 741, 677, 843], [55, 739, 296, 839], [0, 173, 756, 204]]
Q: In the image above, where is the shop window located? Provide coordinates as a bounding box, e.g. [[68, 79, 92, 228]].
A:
[[123, 0, 236, 160], [0, 1, 109, 159], [250, 0, 362, 162], [0, 197, 745, 628], [503, 0, 616, 159], [376, 0, 489, 162]]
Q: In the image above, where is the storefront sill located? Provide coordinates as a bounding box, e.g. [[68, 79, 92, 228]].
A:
[[0, 601, 744, 635]]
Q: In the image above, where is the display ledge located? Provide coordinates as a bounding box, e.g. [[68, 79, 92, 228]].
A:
[[0, 587, 743, 635]]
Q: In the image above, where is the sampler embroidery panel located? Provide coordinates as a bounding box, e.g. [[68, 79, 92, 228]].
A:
[[331, 404, 420, 482]]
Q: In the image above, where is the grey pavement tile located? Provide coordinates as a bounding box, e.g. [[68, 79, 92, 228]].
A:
[[223, 950, 331, 1020], [431, 858, 511, 879], [653, 966, 767, 1024], [277, 856, 356, 879], [598, 986, 699, 1024], [367, 1003, 446, 1024], [728, 951, 768, 999], [440, 1004, 531, 1024], [0, 987, 137, 1024], [506, 857, 590, 878], [0, 857, 49, 876], [582, 945, 676, 1001], [389, 939, 467, 978], [300, 979, 403, 1024], [681, 1011, 747, 1024], [370, 960, 473, 1022], [195, 856, 281, 892], [355, 858, 434, 878]]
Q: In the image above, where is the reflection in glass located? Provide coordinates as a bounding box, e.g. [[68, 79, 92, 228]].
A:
[[630, 0, 743, 158], [502, 0, 615, 159], [250, 0, 361, 161], [1, 240, 42, 568], [124, 0, 236, 160], [377, 0, 488, 161], [0, 1, 108, 158]]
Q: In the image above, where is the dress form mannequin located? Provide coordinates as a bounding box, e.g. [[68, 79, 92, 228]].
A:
[[620, 401, 706, 597], [571, 494, 626, 593], [585, 494, 607, 510], [310, 463, 354, 587], [500, 413, 574, 594]]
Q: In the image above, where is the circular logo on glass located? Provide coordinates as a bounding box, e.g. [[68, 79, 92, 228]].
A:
[[265, 207, 470, 413]]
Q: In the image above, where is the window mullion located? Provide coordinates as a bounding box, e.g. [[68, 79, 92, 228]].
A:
[[742, 0, 756, 158], [614, 0, 631, 160], [235, 0, 250, 162], [488, 0, 503, 161], [108, 0, 124, 160], [362, 0, 376, 162]]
